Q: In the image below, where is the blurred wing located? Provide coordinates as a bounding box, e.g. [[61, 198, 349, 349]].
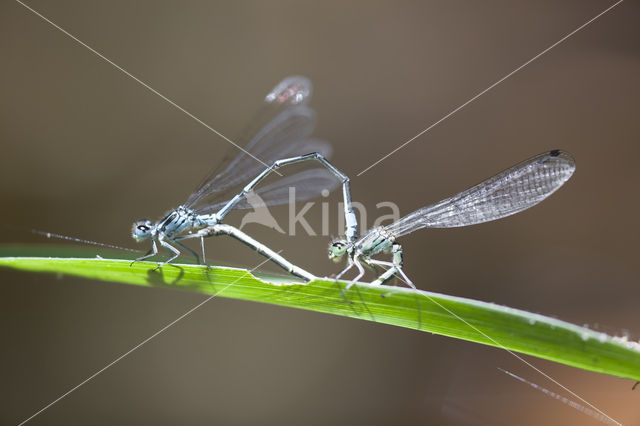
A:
[[192, 138, 333, 214], [185, 76, 322, 209], [386, 150, 576, 237], [204, 168, 340, 211]]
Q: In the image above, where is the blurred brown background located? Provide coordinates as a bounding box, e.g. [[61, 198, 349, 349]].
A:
[[1, 1, 639, 425]]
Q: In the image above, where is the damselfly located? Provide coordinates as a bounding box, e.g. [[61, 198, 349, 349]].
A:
[[132, 76, 357, 281], [329, 150, 576, 290]]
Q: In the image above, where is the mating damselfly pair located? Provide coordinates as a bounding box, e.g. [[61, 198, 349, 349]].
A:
[[132, 76, 575, 290]]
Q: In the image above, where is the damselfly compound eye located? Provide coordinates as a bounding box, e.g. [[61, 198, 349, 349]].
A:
[[328, 239, 348, 259], [132, 219, 153, 242]]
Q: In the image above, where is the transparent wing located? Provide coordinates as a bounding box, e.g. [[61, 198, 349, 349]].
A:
[[204, 168, 340, 211], [189, 106, 316, 200], [385, 150, 576, 237], [191, 138, 333, 214], [185, 76, 319, 209]]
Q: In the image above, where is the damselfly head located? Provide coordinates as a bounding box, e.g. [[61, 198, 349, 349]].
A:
[[132, 219, 153, 241], [328, 238, 348, 261]]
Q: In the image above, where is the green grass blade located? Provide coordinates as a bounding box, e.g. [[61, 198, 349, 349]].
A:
[[1, 246, 639, 382]]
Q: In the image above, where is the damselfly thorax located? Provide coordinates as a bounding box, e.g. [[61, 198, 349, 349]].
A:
[[155, 206, 207, 237], [353, 227, 396, 258]]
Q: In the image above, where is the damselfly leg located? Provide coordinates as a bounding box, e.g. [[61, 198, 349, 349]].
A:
[[329, 150, 575, 290]]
